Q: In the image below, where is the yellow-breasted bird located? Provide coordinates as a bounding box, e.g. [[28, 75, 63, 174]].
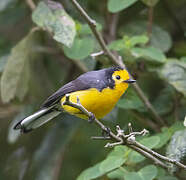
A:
[[14, 67, 135, 133]]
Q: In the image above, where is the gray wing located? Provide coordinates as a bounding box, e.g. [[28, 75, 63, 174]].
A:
[[41, 79, 90, 108], [41, 69, 108, 108]]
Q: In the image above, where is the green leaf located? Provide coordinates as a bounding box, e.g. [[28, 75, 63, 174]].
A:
[[77, 162, 104, 180], [32, 1, 76, 47], [180, 56, 186, 63], [108, 0, 138, 13], [128, 151, 145, 163], [155, 122, 185, 149], [158, 176, 178, 180], [117, 88, 144, 111], [150, 24, 172, 52], [107, 167, 126, 179], [123, 21, 172, 52], [155, 128, 172, 149], [170, 122, 185, 133], [128, 136, 160, 163], [78, 23, 102, 35], [99, 156, 126, 174], [0, 32, 38, 103], [123, 165, 157, 180], [166, 129, 186, 173], [108, 35, 149, 51], [124, 172, 141, 180], [138, 165, 157, 180], [140, 135, 160, 149], [78, 146, 128, 180], [160, 60, 186, 97], [63, 37, 94, 60], [117, 96, 144, 110], [153, 86, 174, 115], [108, 39, 125, 51], [141, 0, 159, 7], [156, 167, 166, 179], [131, 47, 166, 63], [99, 146, 128, 173], [130, 35, 149, 46], [109, 145, 128, 156]]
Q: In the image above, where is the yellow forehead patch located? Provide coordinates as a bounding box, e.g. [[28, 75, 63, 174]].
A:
[[112, 69, 130, 81]]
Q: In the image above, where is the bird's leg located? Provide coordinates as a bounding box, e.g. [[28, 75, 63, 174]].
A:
[[76, 96, 95, 123], [102, 127, 111, 138], [91, 127, 111, 139], [91, 127, 111, 140], [53, 104, 63, 112], [88, 112, 95, 123]]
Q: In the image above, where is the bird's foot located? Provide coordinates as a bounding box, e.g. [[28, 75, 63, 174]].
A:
[[102, 127, 111, 137]]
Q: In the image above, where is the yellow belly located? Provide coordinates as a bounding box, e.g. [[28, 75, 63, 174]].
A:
[[61, 87, 127, 119]]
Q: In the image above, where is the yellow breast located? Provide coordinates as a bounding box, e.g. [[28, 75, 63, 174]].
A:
[[60, 83, 128, 119]]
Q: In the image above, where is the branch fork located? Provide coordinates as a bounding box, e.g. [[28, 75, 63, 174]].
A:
[[62, 94, 186, 172]]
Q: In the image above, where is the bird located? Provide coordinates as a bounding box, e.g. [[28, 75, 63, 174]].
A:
[[14, 66, 135, 133]]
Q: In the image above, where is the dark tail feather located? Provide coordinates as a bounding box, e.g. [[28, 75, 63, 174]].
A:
[[14, 107, 61, 133]]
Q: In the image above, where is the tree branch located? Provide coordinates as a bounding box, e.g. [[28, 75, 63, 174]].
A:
[[105, 13, 119, 43], [62, 94, 122, 142], [62, 94, 186, 172], [25, 0, 36, 10], [70, 0, 123, 67], [132, 141, 186, 170], [131, 111, 160, 132], [70, 0, 166, 127], [129, 145, 168, 170], [147, 6, 154, 38]]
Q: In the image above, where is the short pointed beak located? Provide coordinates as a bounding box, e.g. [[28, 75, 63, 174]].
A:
[[123, 79, 136, 83]]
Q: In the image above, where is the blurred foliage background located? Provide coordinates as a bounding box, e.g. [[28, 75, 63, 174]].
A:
[[0, 0, 186, 180]]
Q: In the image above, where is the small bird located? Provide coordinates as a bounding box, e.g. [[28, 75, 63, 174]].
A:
[[14, 67, 135, 133]]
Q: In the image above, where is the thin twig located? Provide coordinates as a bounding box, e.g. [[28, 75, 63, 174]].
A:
[[91, 136, 111, 140], [109, 13, 119, 42], [25, 0, 36, 10], [91, 51, 104, 58], [132, 141, 186, 170], [129, 145, 168, 169], [132, 84, 165, 126], [124, 129, 149, 139], [131, 110, 160, 132], [70, 0, 166, 127], [52, 149, 65, 180], [105, 13, 119, 43], [147, 6, 154, 38], [70, 0, 122, 67]]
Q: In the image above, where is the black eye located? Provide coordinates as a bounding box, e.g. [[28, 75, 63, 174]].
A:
[[116, 75, 120, 80]]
